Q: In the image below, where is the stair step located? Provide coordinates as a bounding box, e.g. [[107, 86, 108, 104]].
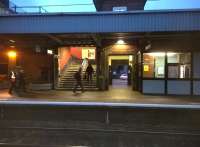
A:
[[57, 87, 98, 89], [58, 83, 97, 85], [56, 88, 99, 91], [59, 83, 96, 85], [59, 79, 96, 81], [57, 85, 98, 87], [58, 86, 98, 88], [58, 63, 97, 90]]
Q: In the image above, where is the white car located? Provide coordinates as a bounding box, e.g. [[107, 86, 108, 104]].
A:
[[120, 74, 128, 80]]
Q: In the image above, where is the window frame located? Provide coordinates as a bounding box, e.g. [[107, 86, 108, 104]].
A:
[[142, 52, 166, 79], [167, 52, 191, 80]]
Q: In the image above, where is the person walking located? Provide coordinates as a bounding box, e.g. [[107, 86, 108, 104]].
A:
[[73, 67, 84, 93], [8, 69, 16, 94], [86, 63, 94, 83]]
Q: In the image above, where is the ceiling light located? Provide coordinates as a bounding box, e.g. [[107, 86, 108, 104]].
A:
[[116, 39, 125, 45], [47, 49, 53, 55], [10, 46, 15, 48], [7, 51, 17, 58], [9, 40, 15, 43], [167, 52, 176, 56], [149, 52, 165, 57]]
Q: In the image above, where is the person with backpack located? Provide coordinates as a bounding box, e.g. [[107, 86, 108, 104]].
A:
[[73, 67, 84, 93]]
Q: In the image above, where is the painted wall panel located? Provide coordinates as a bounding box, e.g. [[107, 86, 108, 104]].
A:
[[20, 53, 52, 82], [193, 52, 200, 79], [58, 47, 71, 72], [193, 81, 200, 95], [143, 80, 165, 94], [167, 80, 191, 95], [0, 10, 200, 33]]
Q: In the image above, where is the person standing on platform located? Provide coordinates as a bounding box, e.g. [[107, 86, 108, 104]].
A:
[[86, 63, 94, 84], [18, 69, 26, 92], [8, 69, 16, 94], [82, 58, 88, 73]]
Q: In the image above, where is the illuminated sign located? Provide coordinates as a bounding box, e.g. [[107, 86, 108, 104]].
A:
[[113, 6, 127, 12], [144, 65, 149, 72]]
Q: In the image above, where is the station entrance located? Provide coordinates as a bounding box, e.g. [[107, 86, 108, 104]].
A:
[[104, 41, 139, 91], [108, 55, 134, 89]]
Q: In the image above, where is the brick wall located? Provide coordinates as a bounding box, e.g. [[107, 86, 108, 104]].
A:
[[19, 52, 53, 83]]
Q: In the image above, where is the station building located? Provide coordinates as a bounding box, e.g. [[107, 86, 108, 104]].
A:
[[0, 0, 200, 96]]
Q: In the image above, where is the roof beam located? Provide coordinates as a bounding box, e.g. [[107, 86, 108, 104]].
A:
[[91, 34, 102, 47], [45, 34, 63, 45]]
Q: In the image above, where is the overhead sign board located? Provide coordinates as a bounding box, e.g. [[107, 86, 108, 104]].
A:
[[113, 6, 127, 12]]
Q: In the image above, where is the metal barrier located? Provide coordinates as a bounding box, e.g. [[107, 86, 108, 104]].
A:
[[0, 1, 95, 15], [8, 3, 94, 14]]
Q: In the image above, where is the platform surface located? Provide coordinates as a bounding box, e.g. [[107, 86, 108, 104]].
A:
[[1, 87, 200, 109]]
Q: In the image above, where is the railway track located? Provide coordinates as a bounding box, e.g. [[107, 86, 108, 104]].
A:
[[0, 102, 200, 146], [0, 127, 200, 147]]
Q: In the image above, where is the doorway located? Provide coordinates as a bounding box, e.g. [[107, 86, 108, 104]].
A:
[[108, 55, 133, 88]]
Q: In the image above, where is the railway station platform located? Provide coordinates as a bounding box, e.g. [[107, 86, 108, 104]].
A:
[[0, 87, 200, 147], [0, 87, 200, 108]]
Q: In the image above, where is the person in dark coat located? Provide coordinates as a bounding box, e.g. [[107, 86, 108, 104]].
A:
[[18, 69, 26, 92], [73, 67, 84, 93], [86, 63, 94, 83]]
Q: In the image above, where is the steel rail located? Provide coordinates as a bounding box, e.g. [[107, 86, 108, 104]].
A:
[[1, 127, 200, 136]]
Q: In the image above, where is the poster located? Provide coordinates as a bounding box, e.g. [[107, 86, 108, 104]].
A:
[[82, 48, 95, 59]]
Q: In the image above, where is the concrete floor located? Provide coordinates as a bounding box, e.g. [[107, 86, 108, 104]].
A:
[[1, 86, 200, 106]]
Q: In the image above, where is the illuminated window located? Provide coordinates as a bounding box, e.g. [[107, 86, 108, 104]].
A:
[[167, 53, 191, 79], [143, 52, 165, 78]]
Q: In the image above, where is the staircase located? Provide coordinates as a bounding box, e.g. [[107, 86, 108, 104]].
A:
[[57, 63, 98, 90]]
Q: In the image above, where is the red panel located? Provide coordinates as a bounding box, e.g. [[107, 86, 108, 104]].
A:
[[70, 47, 82, 59], [59, 48, 71, 71]]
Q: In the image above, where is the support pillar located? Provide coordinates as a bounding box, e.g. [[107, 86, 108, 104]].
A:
[[96, 46, 101, 89]]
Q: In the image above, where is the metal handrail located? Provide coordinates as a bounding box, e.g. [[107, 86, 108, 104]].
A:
[[9, 0, 26, 13], [9, 3, 94, 14], [0, 0, 20, 14]]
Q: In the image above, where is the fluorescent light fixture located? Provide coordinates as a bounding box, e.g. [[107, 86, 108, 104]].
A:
[[9, 40, 15, 43], [129, 55, 133, 61], [167, 52, 176, 56], [116, 39, 125, 45], [148, 52, 177, 57], [10, 46, 15, 48], [149, 52, 165, 57], [47, 49, 53, 55]]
